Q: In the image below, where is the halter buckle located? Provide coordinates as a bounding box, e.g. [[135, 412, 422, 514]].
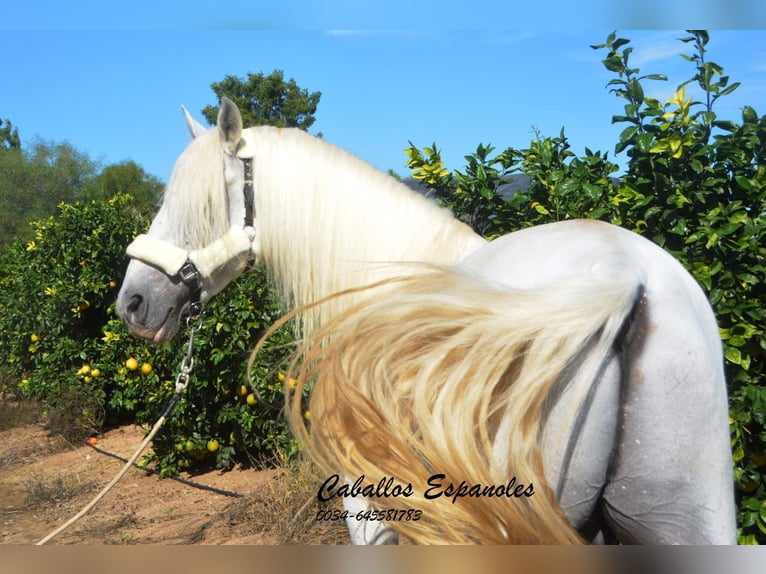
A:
[[178, 261, 203, 320], [178, 261, 201, 286]]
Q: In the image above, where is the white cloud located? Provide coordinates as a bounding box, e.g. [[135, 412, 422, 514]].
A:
[[630, 32, 686, 68]]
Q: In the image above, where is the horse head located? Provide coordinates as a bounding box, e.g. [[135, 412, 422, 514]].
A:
[[117, 98, 259, 343]]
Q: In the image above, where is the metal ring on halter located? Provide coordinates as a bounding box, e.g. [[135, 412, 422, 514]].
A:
[[178, 261, 203, 321]]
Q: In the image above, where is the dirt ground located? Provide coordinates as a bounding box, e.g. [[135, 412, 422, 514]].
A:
[[0, 423, 349, 545]]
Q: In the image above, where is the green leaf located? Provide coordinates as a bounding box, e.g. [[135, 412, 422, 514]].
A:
[[582, 183, 603, 201], [558, 179, 580, 196], [743, 106, 758, 124], [639, 73, 668, 82], [718, 82, 741, 98], [713, 120, 738, 132], [634, 133, 655, 153], [725, 346, 742, 365], [603, 55, 625, 73], [626, 78, 644, 103], [619, 125, 639, 145]]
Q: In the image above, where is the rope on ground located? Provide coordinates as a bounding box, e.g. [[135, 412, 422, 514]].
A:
[[88, 442, 243, 498], [35, 398, 176, 545]]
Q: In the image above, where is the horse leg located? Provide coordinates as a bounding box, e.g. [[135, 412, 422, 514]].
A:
[[601, 291, 737, 544], [540, 348, 622, 538], [342, 492, 399, 545]]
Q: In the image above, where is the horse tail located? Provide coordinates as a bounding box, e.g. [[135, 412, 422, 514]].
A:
[[275, 265, 642, 544]]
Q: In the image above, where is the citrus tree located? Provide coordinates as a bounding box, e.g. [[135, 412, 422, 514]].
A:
[[0, 195, 144, 438], [0, 193, 301, 473]]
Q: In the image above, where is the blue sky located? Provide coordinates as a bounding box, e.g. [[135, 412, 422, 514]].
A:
[[2, 5, 766, 182]]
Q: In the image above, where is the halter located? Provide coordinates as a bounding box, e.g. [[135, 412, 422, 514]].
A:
[[125, 140, 260, 317]]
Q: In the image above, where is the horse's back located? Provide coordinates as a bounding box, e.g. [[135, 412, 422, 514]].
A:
[[460, 219, 736, 544]]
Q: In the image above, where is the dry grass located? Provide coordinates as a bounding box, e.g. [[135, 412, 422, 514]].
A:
[[193, 457, 350, 544], [45, 383, 105, 443], [25, 471, 98, 507], [90, 509, 141, 544], [0, 397, 43, 432]]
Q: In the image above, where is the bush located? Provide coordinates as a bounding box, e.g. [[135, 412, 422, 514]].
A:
[[0, 193, 299, 473], [406, 31, 765, 544], [0, 195, 142, 439]]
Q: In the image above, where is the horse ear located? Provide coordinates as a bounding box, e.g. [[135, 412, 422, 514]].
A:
[[217, 97, 243, 155], [181, 105, 208, 139]]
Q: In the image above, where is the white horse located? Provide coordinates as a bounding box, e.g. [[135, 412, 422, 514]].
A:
[[117, 98, 736, 544]]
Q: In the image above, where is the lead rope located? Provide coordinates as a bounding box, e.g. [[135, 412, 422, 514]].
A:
[[36, 313, 203, 545]]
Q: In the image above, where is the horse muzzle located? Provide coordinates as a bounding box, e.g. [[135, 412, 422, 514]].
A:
[[116, 259, 192, 344]]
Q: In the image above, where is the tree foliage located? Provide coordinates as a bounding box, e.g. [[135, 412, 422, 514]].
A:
[[0, 141, 162, 249], [201, 70, 321, 131], [407, 31, 765, 544], [1, 118, 20, 150], [0, 140, 97, 244], [86, 161, 164, 210]]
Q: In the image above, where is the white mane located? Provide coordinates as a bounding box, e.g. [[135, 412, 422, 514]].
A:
[[162, 125, 485, 336], [153, 130, 229, 250], [249, 127, 485, 335]]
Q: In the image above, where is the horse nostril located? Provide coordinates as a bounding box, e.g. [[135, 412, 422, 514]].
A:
[[127, 294, 143, 313]]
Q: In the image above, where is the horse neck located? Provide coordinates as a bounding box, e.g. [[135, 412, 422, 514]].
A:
[[251, 127, 485, 333]]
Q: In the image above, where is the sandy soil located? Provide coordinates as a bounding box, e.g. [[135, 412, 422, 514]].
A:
[[0, 424, 348, 545]]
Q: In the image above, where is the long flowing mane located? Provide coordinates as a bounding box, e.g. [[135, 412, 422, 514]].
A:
[[245, 126, 485, 335], [153, 130, 229, 249]]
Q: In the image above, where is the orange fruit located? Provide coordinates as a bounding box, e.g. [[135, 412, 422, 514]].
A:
[[140, 362, 153, 375], [88, 437, 98, 446], [207, 439, 219, 453], [125, 357, 139, 371], [246, 393, 257, 406]]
